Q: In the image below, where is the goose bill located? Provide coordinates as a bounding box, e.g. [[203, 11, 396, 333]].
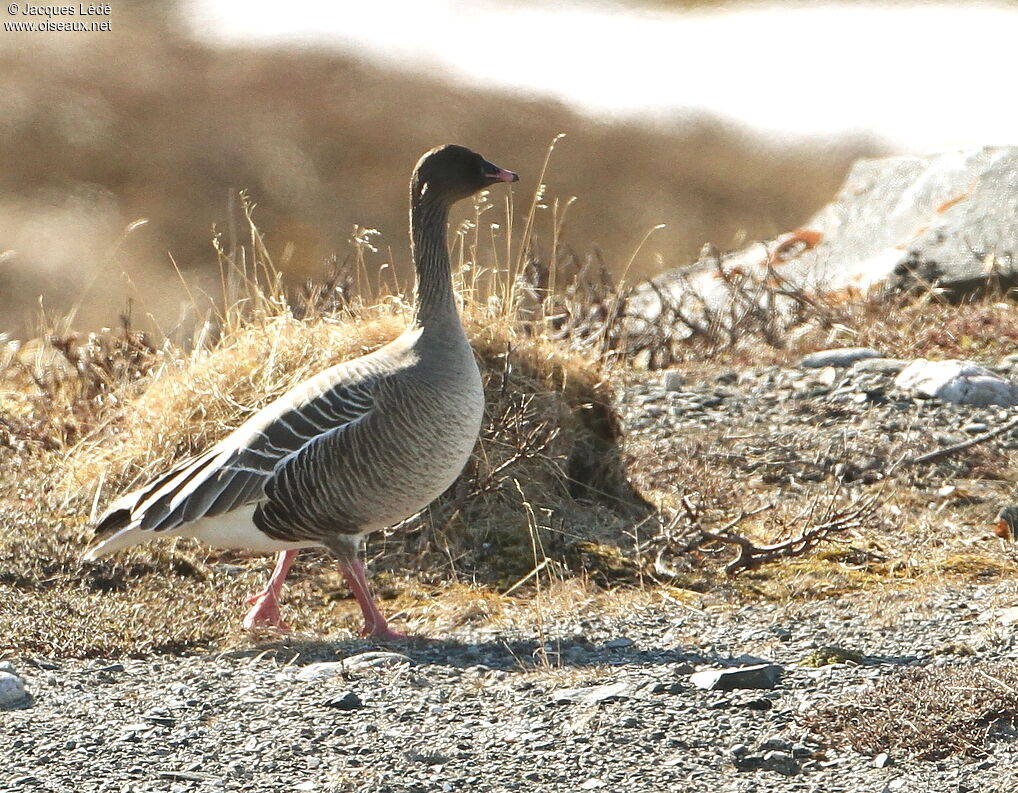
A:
[[483, 162, 519, 184]]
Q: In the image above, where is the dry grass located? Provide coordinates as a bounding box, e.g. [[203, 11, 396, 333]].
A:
[[6, 240, 1018, 658], [2, 71, 1017, 660], [650, 290, 1018, 373], [803, 662, 1018, 759]]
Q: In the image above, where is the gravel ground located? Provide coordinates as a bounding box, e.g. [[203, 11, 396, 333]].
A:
[[4, 581, 1017, 793], [616, 353, 1018, 566], [5, 352, 1018, 793], [620, 355, 1018, 487]]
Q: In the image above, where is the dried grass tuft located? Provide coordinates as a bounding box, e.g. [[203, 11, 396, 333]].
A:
[[803, 662, 1018, 759]]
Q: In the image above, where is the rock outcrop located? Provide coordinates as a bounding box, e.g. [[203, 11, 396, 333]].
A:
[[629, 148, 1018, 337]]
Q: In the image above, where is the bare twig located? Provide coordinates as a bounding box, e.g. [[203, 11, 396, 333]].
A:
[[897, 413, 1018, 468], [661, 492, 881, 576]]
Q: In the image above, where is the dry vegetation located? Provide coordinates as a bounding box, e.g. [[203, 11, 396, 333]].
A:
[[803, 662, 1018, 759], [2, 166, 1018, 761]]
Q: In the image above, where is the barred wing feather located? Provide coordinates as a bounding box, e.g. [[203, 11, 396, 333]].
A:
[[92, 371, 381, 539]]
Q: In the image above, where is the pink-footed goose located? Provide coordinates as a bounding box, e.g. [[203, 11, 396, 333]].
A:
[[83, 145, 519, 640]]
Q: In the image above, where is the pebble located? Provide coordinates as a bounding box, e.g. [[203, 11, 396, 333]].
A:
[[323, 691, 363, 710], [852, 357, 910, 374], [343, 651, 414, 670], [0, 670, 29, 709], [689, 664, 783, 691], [799, 347, 882, 368], [295, 662, 346, 682], [553, 680, 651, 705], [662, 370, 684, 391]]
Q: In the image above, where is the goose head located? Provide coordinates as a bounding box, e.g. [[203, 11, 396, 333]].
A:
[[412, 144, 519, 206]]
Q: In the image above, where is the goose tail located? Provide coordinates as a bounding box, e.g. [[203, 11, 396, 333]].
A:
[[82, 487, 151, 560], [82, 521, 147, 560], [82, 448, 221, 560]]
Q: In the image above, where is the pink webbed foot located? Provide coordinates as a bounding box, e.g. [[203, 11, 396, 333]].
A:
[[360, 620, 414, 642], [340, 558, 421, 642], [243, 591, 291, 632], [242, 549, 298, 632]]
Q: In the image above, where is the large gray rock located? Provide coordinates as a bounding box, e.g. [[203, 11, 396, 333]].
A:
[[802, 147, 1018, 297], [628, 148, 1018, 337], [894, 359, 1018, 406]]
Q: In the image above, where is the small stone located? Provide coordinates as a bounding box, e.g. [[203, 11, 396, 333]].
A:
[[29, 659, 57, 670], [344, 652, 414, 671], [962, 422, 988, 434], [662, 370, 684, 391], [159, 772, 214, 782], [0, 672, 30, 709], [579, 780, 605, 790], [800, 348, 881, 368], [689, 664, 783, 691], [760, 736, 793, 752], [761, 750, 800, 776], [323, 691, 363, 710], [729, 743, 750, 758], [874, 752, 892, 768], [649, 681, 686, 695], [812, 366, 838, 387], [852, 357, 910, 375], [981, 606, 1018, 626], [297, 662, 346, 682], [553, 680, 652, 705], [121, 722, 150, 733], [604, 637, 634, 649]]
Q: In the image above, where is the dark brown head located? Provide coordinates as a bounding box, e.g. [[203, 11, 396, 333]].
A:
[[412, 144, 518, 206]]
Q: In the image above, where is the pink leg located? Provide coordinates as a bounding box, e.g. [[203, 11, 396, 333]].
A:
[[243, 549, 298, 631], [339, 559, 410, 640]]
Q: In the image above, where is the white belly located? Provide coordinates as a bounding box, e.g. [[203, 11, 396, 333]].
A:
[[176, 505, 319, 552]]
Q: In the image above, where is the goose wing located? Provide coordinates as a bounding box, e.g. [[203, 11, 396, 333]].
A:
[[92, 367, 384, 538]]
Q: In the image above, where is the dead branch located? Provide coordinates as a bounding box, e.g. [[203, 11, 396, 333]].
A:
[[898, 413, 1018, 468], [664, 492, 880, 576]]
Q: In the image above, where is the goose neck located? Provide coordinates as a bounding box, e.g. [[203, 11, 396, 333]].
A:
[[411, 196, 457, 326]]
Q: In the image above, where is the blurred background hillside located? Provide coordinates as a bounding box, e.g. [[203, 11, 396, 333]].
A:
[[2, 0, 1015, 336]]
